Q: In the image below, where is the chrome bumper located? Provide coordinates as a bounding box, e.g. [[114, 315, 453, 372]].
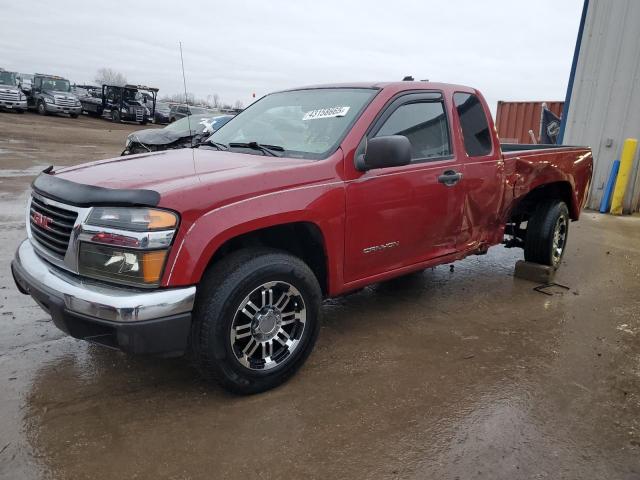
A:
[[12, 239, 195, 323], [0, 100, 27, 109], [46, 104, 82, 114]]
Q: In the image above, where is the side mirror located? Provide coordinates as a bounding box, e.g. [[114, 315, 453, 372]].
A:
[[356, 135, 411, 171]]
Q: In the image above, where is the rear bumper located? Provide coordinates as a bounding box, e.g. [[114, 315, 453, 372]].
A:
[[11, 240, 196, 355]]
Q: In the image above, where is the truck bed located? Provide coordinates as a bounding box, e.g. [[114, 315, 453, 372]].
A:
[[500, 143, 587, 152]]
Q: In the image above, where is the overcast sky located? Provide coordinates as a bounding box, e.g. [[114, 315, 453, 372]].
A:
[[1, 0, 583, 112]]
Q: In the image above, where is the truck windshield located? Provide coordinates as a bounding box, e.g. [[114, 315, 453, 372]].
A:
[[207, 88, 377, 159], [41, 78, 71, 92], [0, 71, 17, 86]]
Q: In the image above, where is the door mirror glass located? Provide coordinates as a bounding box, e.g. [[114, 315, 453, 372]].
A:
[[356, 135, 411, 171]]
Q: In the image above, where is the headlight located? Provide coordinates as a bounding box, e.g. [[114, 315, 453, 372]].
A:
[[78, 244, 169, 287], [44, 97, 53, 104], [78, 207, 179, 287], [75, 100, 81, 106], [121, 107, 128, 113], [86, 207, 177, 231]]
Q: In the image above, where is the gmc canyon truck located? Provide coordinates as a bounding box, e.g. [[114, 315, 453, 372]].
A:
[[11, 82, 592, 394]]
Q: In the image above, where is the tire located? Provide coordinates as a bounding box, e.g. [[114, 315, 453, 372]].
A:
[[70, 113, 78, 118], [16, 109, 24, 114], [111, 110, 120, 123], [37, 101, 47, 115], [191, 247, 322, 394], [524, 199, 570, 268]]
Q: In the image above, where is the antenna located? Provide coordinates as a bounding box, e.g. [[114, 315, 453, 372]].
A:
[[179, 41, 193, 147]]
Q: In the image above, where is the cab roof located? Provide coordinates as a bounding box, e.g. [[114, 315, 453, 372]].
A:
[[278, 81, 477, 95]]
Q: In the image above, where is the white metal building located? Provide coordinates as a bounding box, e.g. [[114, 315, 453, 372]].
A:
[[560, 0, 640, 212]]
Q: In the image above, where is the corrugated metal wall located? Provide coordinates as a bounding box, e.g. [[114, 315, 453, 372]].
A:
[[562, 0, 640, 211], [495, 101, 564, 144]]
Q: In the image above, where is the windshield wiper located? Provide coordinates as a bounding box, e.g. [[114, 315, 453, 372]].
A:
[[197, 140, 228, 150], [228, 141, 284, 157]]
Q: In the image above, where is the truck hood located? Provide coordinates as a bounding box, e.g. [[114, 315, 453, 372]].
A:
[[43, 90, 78, 101], [0, 85, 20, 92], [54, 148, 328, 211]]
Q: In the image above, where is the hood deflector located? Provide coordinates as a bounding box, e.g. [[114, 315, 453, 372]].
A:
[[32, 171, 160, 207]]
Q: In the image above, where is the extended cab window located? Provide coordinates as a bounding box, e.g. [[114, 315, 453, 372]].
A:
[[453, 93, 492, 156], [375, 101, 450, 161]]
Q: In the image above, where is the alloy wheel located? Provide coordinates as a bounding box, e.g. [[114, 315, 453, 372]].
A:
[[229, 281, 306, 371], [551, 215, 568, 266]]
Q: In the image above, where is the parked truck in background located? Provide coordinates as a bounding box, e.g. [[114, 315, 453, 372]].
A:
[[27, 73, 82, 117], [11, 81, 592, 394], [102, 84, 157, 124], [74, 84, 104, 116], [0, 68, 28, 113]]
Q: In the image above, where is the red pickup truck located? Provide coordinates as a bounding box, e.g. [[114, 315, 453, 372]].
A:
[[12, 82, 592, 394]]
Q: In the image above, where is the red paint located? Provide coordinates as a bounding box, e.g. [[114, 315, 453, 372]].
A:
[[55, 82, 593, 296]]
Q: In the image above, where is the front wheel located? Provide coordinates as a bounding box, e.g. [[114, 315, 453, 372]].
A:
[[191, 248, 321, 394], [111, 110, 120, 123], [37, 101, 47, 115], [524, 199, 570, 268], [70, 113, 78, 118]]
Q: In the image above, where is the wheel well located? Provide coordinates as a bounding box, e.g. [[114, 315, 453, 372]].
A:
[[505, 181, 574, 248], [510, 181, 573, 221], [207, 222, 328, 295]]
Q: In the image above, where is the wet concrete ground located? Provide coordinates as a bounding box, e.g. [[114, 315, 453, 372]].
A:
[[1, 112, 640, 479]]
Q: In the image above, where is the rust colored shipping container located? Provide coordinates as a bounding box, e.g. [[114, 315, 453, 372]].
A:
[[495, 101, 564, 144]]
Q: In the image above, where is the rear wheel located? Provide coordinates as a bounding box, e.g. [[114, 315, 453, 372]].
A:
[[191, 248, 321, 394], [524, 200, 570, 268]]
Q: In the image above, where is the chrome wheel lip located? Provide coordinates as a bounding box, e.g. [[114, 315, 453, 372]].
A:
[[551, 215, 568, 266], [230, 280, 306, 371]]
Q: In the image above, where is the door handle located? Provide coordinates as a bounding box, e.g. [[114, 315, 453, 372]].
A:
[[437, 170, 463, 186]]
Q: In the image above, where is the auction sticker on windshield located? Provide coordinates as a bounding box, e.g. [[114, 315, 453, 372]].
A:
[[303, 106, 350, 121]]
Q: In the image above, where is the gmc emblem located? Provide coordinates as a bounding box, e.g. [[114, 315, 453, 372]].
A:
[[32, 211, 53, 230]]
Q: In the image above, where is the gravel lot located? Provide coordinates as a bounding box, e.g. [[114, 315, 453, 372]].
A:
[[1, 111, 640, 479]]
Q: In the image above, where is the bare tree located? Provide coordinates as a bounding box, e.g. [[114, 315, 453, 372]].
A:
[[95, 68, 127, 86], [212, 94, 221, 108], [234, 100, 243, 110]]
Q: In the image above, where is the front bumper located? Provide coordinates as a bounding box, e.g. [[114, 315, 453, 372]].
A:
[[0, 99, 27, 110], [46, 103, 82, 114], [11, 240, 196, 355]]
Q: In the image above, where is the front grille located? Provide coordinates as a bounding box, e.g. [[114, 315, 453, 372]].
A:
[[135, 107, 144, 122], [30, 196, 78, 259], [55, 97, 76, 107], [0, 90, 19, 101]]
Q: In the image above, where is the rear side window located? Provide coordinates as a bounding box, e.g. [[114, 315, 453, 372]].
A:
[[375, 102, 450, 161], [453, 93, 492, 157]]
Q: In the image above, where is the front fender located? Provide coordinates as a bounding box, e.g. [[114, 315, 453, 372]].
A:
[[161, 182, 345, 292]]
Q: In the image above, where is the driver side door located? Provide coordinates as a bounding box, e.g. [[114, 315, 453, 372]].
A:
[[344, 92, 466, 283]]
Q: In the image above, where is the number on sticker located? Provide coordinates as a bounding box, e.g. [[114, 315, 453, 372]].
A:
[[303, 106, 350, 121]]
